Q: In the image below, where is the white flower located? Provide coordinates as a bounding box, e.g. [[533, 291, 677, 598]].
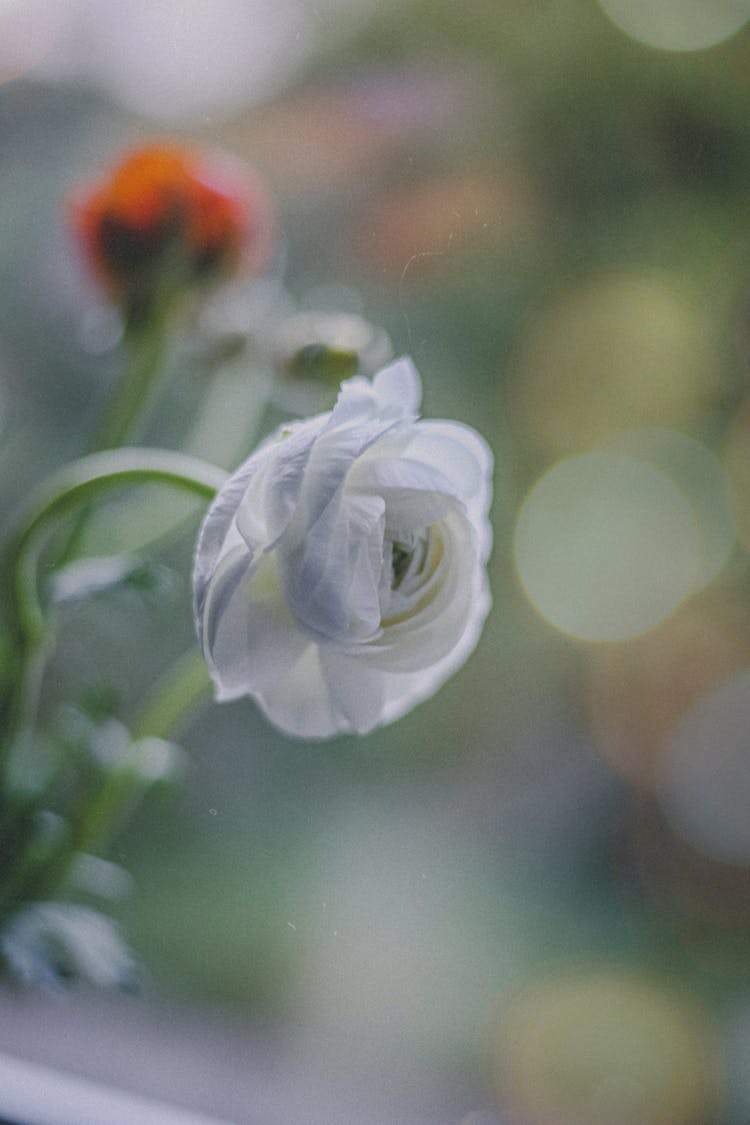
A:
[[193, 357, 492, 738]]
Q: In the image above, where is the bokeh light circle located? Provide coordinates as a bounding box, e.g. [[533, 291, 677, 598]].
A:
[[510, 275, 715, 457], [587, 603, 750, 789], [514, 453, 700, 642], [39, 0, 374, 123], [723, 399, 750, 556], [659, 669, 750, 866], [604, 428, 735, 588], [0, 0, 64, 83], [597, 0, 750, 52], [494, 972, 720, 1125]]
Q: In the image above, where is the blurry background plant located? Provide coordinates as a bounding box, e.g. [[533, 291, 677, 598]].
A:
[[0, 138, 273, 994], [1, 0, 750, 1122], [0, 131, 401, 999], [69, 143, 271, 313]]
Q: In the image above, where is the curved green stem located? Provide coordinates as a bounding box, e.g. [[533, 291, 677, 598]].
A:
[[0, 448, 226, 762]]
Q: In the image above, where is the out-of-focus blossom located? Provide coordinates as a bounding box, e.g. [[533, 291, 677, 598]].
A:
[[69, 142, 275, 312], [275, 311, 393, 385], [192, 358, 492, 738]]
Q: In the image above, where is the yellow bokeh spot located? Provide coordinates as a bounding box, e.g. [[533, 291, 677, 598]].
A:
[[510, 274, 716, 457], [493, 971, 721, 1125]]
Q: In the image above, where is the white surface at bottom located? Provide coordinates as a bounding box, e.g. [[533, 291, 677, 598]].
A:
[[0, 1050, 238, 1125]]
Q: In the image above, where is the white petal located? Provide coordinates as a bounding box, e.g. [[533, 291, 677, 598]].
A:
[[255, 644, 387, 738], [320, 649, 385, 735], [236, 420, 321, 549], [202, 548, 307, 700], [343, 495, 387, 636], [280, 493, 386, 642], [332, 356, 421, 426], [364, 511, 482, 672], [371, 356, 422, 416], [377, 570, 491, 725], [192, 452, 263, 626], [404, 420, 493, 510], [348, 455, 459, 537], [255, 645, 341, 738]]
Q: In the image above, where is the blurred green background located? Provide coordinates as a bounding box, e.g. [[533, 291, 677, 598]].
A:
[[3, 0, 750, 1121]]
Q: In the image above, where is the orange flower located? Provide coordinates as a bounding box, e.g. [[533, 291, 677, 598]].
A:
[[70, 142, 275, 310]]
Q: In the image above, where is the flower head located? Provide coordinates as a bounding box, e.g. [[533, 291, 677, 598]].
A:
[[275, 311, 393, 386], [70, 142, 275, 312], [193, 357, 492, 738]]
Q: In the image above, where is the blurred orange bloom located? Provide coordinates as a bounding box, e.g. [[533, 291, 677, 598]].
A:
[[70, 142, 275, 309]]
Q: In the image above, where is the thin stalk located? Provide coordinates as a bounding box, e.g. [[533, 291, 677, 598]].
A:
[[9, 765, 144, 910], [58, 305, 176, 564], [130, 647, 212, 741], [91, 301, 176, 454]]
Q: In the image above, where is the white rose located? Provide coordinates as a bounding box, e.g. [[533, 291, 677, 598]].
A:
[[192, 357, 492, 738]]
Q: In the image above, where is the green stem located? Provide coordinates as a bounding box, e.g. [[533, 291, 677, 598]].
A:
[[0, 764, 142, 916], [58, 308, 176, 564], [0, 449, 226, 918], [0, 448, 227, 764], [0, 656, 211, 913], [15, 766, 143, 909], [91, 304, 175, 453], [131, 647, 212, 740]]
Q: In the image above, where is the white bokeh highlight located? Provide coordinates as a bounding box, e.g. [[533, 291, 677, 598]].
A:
[[37, 0, 373, 122], [514, 452, 700, 642], [597, 0, 750, 52], [604, 428, 735, 590]]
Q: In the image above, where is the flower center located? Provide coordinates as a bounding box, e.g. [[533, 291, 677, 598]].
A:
[[390, 532, 429, 590], [379, 524, 444, 628]]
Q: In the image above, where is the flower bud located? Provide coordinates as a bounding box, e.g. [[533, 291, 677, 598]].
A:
[[275, 311, 392, 385], [69, 142, 275, 313]]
